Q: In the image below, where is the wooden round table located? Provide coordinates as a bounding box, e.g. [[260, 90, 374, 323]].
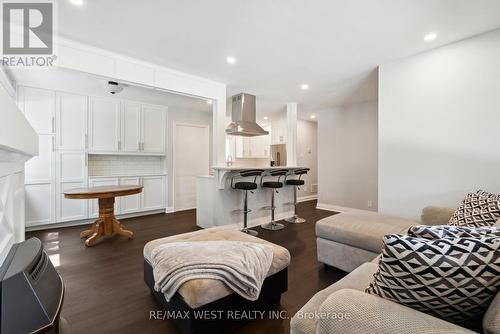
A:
[[64, 185, 143, 247]]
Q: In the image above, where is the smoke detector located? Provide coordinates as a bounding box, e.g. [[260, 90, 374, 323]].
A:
[[105, 81, 124, 94]]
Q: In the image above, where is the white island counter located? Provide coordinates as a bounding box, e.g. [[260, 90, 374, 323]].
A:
[[196, 166, 305, 228]]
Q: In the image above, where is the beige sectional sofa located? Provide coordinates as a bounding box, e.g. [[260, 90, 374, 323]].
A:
[[291, 206, 500, 334]]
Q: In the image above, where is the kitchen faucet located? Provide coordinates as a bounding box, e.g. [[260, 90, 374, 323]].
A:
[[226, 154, 233, 167]]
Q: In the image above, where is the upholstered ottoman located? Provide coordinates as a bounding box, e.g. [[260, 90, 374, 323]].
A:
[[316, 210, 419, 272], [143, 227, 290, 334]]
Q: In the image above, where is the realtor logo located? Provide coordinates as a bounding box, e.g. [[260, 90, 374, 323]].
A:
[[3, 1, 53, 54]]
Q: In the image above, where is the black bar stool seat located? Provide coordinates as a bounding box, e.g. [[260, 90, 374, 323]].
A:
[[234, 182, 258, 191], [285, 179, 305, 186], [285, 168, 310, 224], [262, 181, 283, 188], [231, 169, 264, 236]]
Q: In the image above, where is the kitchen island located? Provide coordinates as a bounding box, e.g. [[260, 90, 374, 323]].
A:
[[196, 166, 305, 228]]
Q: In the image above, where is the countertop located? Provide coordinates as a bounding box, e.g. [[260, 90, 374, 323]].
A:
[[211, 166, 304, 171]]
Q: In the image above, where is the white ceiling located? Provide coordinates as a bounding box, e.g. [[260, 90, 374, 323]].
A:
[[55, 0, 500, 117]]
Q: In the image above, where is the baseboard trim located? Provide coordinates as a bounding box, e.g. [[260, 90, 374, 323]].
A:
[[316, 203, 353, 213], [297, 195, 318, 202], [26, 209, 167, 232]]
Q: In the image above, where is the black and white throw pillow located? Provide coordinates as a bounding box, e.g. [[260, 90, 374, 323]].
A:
[[366, 234, 500, 327], [408, 225, 500, 239], [448, 190, 500, 227]]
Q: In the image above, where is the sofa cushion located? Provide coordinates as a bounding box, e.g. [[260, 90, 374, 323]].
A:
[[290, 262, 378, 334], [315, 211, 418, 253], [449, 190, 500, 227], [144, 227, 290, 308], [367, 234, 500, 329], [408, 225, 500, 239], [483, 292, 500, 334]]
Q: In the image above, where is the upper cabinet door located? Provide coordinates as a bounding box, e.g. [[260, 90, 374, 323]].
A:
[[121, 101, 141, 152], [88, 97, 121, 152], [17, 86, 55, 134], [141, 104, 166, 153], [56, 92, 87, 151]]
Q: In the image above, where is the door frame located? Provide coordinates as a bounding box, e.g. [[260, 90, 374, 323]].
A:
[[172, 121, 210, 212]]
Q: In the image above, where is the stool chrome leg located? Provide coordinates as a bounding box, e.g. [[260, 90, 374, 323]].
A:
[[285, 186, 306, 224], [241, 190, 258, 236], [261, 189, 285, 231]]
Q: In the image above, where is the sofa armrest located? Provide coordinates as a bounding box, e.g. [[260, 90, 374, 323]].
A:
[[421, 206, 455, 226], [317, 289, 476, 334]]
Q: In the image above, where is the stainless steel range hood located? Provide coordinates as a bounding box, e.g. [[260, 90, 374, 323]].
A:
[[225, 93, 269, 137]]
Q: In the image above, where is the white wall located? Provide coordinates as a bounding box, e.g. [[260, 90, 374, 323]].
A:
[[168, 108, 213, 210], [379, 29, 500, 220], [297, 119, 318, 199], [317, 101, 378, 211]]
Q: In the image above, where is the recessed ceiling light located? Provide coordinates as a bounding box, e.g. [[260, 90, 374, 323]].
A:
[[206, 100, 213, 105], [301, 84, 309, 90], [263, 116, 268, 120], [226, 56, 236, 64], [69, 0, 84, 6], [424, 32, 437, 42], [310, 115, 316, 119]]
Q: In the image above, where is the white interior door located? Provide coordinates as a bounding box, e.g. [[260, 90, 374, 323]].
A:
[[174, 123, 210, 211]]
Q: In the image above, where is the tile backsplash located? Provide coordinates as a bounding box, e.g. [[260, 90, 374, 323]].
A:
[[88, 155, 165, 176]]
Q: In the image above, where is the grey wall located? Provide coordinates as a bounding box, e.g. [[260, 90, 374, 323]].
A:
[[379, 29, 500, 220], [317, 101, 378, 211]]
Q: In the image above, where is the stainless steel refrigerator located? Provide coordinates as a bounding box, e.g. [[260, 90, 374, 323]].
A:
[[270, 144, 287, 166]]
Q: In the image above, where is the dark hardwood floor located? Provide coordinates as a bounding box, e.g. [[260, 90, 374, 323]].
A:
[[27, 200, 345, 334]]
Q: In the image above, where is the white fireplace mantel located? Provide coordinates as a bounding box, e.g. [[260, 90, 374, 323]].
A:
[[0, 82, 38, 266]]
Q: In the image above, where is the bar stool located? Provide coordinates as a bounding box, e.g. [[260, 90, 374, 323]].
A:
[[285, 168, 310, 224], [231, 169, 265, 236], [261, 169, 289, 231]]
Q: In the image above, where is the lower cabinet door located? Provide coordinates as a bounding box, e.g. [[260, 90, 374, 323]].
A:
[[119, 177, 141, 214], [88, 178, 120, 218], [58, 181, 88, 222], [142, 176, 166, 211], [25, 183, 55, 226]]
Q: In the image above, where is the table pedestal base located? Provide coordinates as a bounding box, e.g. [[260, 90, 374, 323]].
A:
[[80, 198, 133, 247]]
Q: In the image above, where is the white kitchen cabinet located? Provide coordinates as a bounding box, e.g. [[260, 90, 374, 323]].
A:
[[141, 104, 167, 153], [271, 121, 287, 144], [25, 135, 55, 183], [88, 178, 120, 218], [142, 176, 166, 211], [25, 183, 55, 226], [56, 92, 87, 150], [89, 100, 166, 154], [119, 177, 142, 214], [88, 97, 121, 152], [17, 86, 55, 135], [25, 134, 56, 226], [56, 151, 87, 222], [121, 101, 142, 152], [233, 126, 271, 158]]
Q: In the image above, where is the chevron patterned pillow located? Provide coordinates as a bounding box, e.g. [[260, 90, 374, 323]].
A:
[[408, 225, 500, 239], [449, 190, 500, 227], [367, 234, 500, 328]]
